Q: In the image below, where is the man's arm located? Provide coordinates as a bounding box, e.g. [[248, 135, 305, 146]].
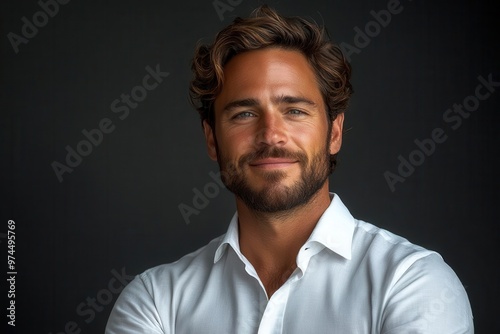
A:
[[381, 253, 474, 333], [105, 274, 165, 334]]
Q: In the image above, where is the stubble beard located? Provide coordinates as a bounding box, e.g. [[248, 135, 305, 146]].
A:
[[216, 145, 331, 213]]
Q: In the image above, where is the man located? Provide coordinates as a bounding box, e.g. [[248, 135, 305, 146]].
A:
[[106, 5, 473, 333]]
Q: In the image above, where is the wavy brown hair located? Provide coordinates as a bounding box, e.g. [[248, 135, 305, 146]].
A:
[[189, 5, 353, 173]]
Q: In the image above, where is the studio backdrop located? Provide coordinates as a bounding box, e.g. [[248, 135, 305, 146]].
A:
[[1, 0, 499, 333]]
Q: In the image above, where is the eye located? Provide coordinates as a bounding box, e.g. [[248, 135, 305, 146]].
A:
[[287, 109, 307, 116], [232, 111, 256, 119]]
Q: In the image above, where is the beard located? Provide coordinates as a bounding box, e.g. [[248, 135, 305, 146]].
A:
[[216, 144, 331, 213]]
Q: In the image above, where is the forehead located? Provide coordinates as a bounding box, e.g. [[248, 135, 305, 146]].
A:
[[214, 48, 324, 111]]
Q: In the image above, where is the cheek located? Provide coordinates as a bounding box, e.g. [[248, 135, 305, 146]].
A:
[[216, 129, 250, 159], [222, 124, 257, 145], [292, 124, 328, 151]]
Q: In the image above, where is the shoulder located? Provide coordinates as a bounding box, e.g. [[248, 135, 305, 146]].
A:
[[348, 219, 468, 304], [352, 219, 437, 270], [139, 234, 224, 288], [350, 220, 473, 332], [105, 234, 225, 334]]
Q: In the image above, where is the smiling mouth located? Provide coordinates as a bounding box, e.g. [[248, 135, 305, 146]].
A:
[[249, 158, 298, 169]]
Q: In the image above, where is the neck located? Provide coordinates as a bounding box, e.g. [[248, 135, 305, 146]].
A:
[[236, 183, 331, 296]]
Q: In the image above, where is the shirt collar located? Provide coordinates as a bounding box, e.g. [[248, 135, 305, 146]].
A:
[[214, 193, 355, 263], [214, 212, 240, 263], [305, 193, 355, 260]]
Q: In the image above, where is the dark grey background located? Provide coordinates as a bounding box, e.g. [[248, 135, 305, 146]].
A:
[[1, 0, 498, 333]]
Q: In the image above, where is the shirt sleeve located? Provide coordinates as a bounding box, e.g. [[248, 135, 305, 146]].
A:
[[105, 274, 165, 334], [381, 253, 474, 334]]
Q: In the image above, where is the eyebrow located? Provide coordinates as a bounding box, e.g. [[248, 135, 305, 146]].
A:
[[222, 95, 317, 113], [222, 98, 259, 113], [272, 95, 317, 107]]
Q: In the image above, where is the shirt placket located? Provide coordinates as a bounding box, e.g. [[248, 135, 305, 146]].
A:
[[257, 272, 298, 334]]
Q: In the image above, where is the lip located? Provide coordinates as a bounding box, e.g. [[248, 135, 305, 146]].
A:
[[249, 158, 298, 169]]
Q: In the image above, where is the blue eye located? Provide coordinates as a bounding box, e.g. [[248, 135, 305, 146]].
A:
[[234, 111, 255, 119], [288, 109, 305, 115]]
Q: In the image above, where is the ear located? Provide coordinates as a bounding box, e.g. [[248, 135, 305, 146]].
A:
[[329, 113, 344, 155], [203, 120, 218, 161]]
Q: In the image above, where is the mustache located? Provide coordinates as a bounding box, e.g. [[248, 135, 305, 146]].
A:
[[239, 146, 306, 166]]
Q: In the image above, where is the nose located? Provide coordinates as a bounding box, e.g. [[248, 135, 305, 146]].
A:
[[255, 111, 288, 147]]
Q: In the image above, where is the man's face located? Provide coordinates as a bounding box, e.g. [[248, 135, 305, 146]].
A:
[[204, 48, 344, 212]]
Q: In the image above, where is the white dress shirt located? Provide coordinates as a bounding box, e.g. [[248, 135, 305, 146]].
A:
[[106, 194, 474, 333]]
